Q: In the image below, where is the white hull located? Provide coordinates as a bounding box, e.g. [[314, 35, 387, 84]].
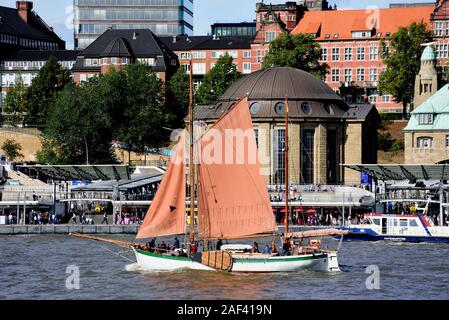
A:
[[132, 248, 340, 273]]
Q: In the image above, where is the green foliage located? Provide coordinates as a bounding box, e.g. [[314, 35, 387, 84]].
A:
[[195, 54, 241, 105], [389, 139, 404, 152], [1, 139, 24, 162], [378, 131, 393, 151], [378, 22, 433, 119], [3, 75, 27, 126], [25, 55, 73, 126], [37, 64, 170, 165], [263, 33, 328, 79], [167, 67, 190, 128]]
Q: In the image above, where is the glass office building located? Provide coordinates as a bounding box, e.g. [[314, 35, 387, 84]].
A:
[[74, 0, 193, 49]]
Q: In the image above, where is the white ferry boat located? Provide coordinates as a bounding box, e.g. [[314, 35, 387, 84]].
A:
[[340, 213, 449, 243]]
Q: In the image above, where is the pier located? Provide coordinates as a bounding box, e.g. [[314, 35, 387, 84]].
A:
[[0, 225, 327, 235]]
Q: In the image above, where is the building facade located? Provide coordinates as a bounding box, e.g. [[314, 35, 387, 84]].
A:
[[73, 0, 194, 50], [291, 6, 436, 114], [404, 45, 449, 164], [195, 67, 379, 185], [72, 29, 179, 84], [0, 1, 74, 125], [0, 1, 65, 53], [161, 35, 254, 89], [211, 22, 257, 37], [0, 51, 78, 116]]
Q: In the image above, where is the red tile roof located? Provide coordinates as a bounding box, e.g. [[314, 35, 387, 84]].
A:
[[292, 6, 435, 41]]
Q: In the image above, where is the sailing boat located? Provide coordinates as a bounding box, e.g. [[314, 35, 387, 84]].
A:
[[131, 95, 345, 273]]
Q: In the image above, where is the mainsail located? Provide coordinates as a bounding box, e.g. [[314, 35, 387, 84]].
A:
[[136, 132, 187, 239], [197, 97, 277, 239]]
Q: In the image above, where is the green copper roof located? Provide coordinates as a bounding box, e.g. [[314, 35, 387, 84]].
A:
[[404, 84, 449, 131], [421, 45, 436, 61]]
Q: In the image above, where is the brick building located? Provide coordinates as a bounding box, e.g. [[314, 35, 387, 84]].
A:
[[72, 29, 179, 84], [291, 5, 436, 113]]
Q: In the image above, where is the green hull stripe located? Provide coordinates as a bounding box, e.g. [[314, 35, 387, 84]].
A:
[[136, 250, 328, 264], [233, 254, 328, 264], [136, 250, 193, 262]]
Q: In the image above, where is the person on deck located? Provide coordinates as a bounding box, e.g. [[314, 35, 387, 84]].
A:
[[282, 239, 292, 256], [251, 242, 260, 253], [173, 237, 180, 249], [263, 244, 272, 255], [216, 239, 223, 251]]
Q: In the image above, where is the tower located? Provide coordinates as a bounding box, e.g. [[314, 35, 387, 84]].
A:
[[414, 45, 438, 109]]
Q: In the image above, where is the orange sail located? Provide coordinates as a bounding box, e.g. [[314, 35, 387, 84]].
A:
[[197, 97, 277, 240], [136, 132, 187, 239]]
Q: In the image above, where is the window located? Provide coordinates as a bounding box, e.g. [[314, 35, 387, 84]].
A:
[[399, 219, 408, 227], [369, 94, 377, 104], [331, 47, 340, 61], [265, 31, 276, 42], [372, 219, 380, 226], [344, 48, 352, 61], [331, 69, 340, 82], [344, 69, 352, 82], [321, 48, 327, 61], [180, 52, 191, 59], [357, 68, 365, 81], [381, 95, 391, 103], [301, 102, 311, 115], [409, 220, 418, 227], [417, 137, 433, 148], [192, 63, 206, 75], [369, 46, 378, 60], [356, 47, 365, 60], [211, 51, 222, 59], [192, 51, 206, 59], [301, 129, 315, 184], [446, 135, 449, 148], [275, 102, 285, 115], [111, 58, 117, 64], [370, 68, 378, 82], [243, 62, 251, 74], [121, 57, 127, 65], [243, 51, 251, 58], [250, 102, 261, 115], [274, 129, 286, 185], [418, 113, 434, 125]]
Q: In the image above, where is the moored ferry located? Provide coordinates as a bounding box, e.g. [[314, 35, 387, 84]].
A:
[[340, 213, 449, 243]]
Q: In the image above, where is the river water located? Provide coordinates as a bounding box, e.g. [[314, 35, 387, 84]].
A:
[[1, 234, 449, 300]]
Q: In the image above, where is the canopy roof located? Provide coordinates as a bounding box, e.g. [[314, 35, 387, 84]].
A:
[[19, 165, 132, 181], [71, 173, 163, 192], [343, 164, 449, 182]]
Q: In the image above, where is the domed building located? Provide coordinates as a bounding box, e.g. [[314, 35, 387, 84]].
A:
[[195, 67, 379, 185]]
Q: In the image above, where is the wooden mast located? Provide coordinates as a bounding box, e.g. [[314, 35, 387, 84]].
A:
[[284, 97, 289, 235], [189, 59, 195, 246]]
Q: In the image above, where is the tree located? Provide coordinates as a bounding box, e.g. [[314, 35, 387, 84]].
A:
[[25, 55, 72, 126], [3, 75, 27, 126], [378, 22, 433, 119], [166, 67, 190, 128], [36, 63, 169, 165], [195, 54, 241, 105], [37, 83, 118, 165], [115, 63, 167, 154], [263, 33, 328, 78], [1, 139, 24, 162]]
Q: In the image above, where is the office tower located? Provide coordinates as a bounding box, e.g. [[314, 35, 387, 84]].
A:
[[74, 0, 193, 49]]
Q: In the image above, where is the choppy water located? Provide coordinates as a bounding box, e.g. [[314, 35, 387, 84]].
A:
[[1, 234, 449, 300]]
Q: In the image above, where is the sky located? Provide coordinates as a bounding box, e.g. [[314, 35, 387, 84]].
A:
[[0, 0, 435, 49]]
